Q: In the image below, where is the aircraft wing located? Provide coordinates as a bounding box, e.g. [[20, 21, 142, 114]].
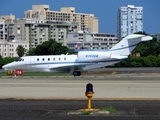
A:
[[48, 62, 90, 71], [48, 61, 119, 71], [83, 61, 119, 71]]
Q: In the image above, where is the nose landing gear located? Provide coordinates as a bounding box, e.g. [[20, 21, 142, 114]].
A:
[[73, 71, 81, 76]]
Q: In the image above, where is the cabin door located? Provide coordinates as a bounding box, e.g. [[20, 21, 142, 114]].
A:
[[30, 57, 36, 67]]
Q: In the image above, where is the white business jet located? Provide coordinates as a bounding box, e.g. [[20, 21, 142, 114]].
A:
[[2, 34, 152, 76]]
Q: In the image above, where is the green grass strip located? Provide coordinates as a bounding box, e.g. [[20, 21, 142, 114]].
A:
[[101, 106, 117, 113]]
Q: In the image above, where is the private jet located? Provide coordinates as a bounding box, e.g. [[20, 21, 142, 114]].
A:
[[2, 34, 152, 76]]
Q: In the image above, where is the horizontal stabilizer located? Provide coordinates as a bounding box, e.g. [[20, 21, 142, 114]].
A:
[[141, 36, 152, 41], [109, 34, 153, 56]]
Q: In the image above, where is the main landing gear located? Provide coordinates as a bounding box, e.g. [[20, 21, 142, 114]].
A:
[[73, 71, 81, 76]]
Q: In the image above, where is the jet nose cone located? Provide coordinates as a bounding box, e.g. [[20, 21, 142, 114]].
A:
[[2, 65, 8, 70], [2, 65, 5, 69]]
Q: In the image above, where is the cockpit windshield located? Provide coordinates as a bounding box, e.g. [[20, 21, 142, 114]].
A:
[[15, 58, 24, 62]]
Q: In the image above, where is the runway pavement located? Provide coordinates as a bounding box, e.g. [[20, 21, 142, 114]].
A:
[[0, 73, 160, 100], [0, 74, 160, 119]]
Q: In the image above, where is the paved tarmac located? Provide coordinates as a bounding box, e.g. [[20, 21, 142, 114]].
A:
[[0, 100, 160, 120], [0, 73, 160, 119], [0, 73, 160, 99]]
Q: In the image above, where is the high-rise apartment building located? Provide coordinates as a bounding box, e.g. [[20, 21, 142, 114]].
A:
[[3, 18, 78, 48], [0, 14, 15, 41], [0, 19, 7, 41], [24, 5, 98, 32], [0, 15, 29, 58], [0, 14, 77, 57], [117, 5, 143, 39]]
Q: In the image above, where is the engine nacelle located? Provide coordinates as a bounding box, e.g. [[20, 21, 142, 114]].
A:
[[78, 51, 111, 61]]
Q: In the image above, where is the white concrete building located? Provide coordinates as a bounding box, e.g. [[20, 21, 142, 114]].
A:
[[0, 40, 29, 58], [67, 30, 118, 50]]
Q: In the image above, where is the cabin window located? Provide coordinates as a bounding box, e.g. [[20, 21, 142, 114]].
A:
[[53, 58, 55, 61], [42, 58, 44, 61], [37, 58, 39, 61], [48, 58, 50, 61], [59, 58, 61, 60]]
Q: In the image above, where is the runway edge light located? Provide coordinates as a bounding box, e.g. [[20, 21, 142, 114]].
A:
[[78, 83, 100, 112]]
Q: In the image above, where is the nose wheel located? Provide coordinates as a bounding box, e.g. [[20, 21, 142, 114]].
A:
[[73, 71, 81, 76]]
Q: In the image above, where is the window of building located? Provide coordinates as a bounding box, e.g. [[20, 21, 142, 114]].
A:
[[64, 57, 66, 60], [101, 43, 107, 45], [53, 58, 55, 61], [104, 39, 108, 41], [59, 58, 61, 60], [42, 58, 44, 61], [48, 58, 50, 61], [93, 43, 99, 45], [37, 58, 39, 61]]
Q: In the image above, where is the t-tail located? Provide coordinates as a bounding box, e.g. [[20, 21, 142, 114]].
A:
[[109, 34, 152, 57]]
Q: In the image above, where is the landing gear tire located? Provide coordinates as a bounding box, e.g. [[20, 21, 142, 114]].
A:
[[73, 71, 81, 76], [78, 71, 81, 76]]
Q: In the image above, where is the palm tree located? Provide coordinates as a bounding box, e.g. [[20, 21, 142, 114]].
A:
[[16, 45, 27, 57]]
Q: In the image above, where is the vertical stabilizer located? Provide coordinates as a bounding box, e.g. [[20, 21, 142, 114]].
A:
[[110, 34, 152, 56]]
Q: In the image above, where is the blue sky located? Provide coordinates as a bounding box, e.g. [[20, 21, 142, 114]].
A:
[[0, 0, 159, 35]]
